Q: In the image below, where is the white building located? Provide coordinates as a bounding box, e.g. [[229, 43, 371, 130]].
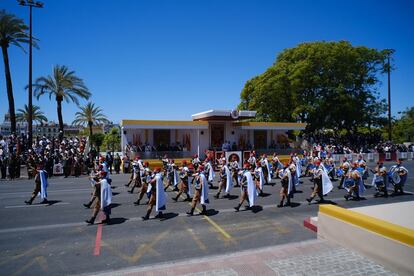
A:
[[121, 109, 306, 159]]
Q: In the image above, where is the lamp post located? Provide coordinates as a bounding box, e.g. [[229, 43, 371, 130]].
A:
[[387, 53, 392, 141], [18, 0, 43, 147]]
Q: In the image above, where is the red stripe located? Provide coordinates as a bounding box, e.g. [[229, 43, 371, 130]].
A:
[[94, 213, 103, 256], [303, 218, 318, 233]]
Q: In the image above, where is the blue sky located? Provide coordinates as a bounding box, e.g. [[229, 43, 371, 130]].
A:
[[1, 0, 413, 124]]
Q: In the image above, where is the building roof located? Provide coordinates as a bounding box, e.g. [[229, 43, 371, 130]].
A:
[[121, 120, 208, 130], [191, 109, 256, 121]]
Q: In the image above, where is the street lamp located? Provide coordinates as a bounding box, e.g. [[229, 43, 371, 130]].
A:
[[18, 0, 43, 147]]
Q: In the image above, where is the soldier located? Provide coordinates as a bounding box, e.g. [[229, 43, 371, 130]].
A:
[[306, 160, 325, 204], [164, 159, 179, 191], [204, 158, 215, 189], [254, 161, 265, 196], [191, 154, 201, 171], [229, 156, 240, 187], [344, 162, 365, 201], [271, 153, 283, 178], [186, 166, 209, 216], [85, 171, 112, 224], [234, 163, 257, 212], [260, 154, 272, 185], [25, 161, 49, 205], [134, 163, 153, 205], [338, 157, 350, 189], [84, 170, 99, 208], [277, 163, 292, 207], [373, 166, 388, 198], [126, 157, 142, 193], [142, 167, 166, 220], [214, 159, 232, 199], [172, 160, 192, 202], [389, 159, 408, 196]]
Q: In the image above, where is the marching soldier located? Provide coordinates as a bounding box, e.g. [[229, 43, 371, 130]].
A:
[[373, 166, 388, 198], [85, 171, 112, 224], [164, 159, 179, 191], [214, 159, 232, 199], [306, 160, 325, 204], [191, 154, 201, 171], [25, 161, 49, 205], [134, 163, 153, 205], [173, 161, 192, 202], [186, 166, 209, 216], [142, 167, 167, 220], [389, 159, 408, 196], [229, 156, 240, 187], [338, 157, 350, 189], [344, 162, 365, 201], [234, 163, 257, 212], [277, 163, 292, 207]]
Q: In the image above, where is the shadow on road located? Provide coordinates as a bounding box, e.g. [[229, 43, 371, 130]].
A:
[[160, 212, 179, 221], [107, 217, 128, 225], [110, 203, 122, 209], [45, 200, 61, 206], [252, 205, 263, 213]]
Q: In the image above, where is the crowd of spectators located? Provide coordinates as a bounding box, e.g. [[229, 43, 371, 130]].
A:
[[0, 134, 93, 180], [304, 132, 413, 155]]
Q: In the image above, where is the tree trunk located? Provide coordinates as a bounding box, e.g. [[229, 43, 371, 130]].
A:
[[56, 98, 64, 134], [88, 121, 93, 136], [1, 45, 17, 134]]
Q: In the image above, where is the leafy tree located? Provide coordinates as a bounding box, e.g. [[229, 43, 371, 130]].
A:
[[103, 127, 121, 154], [16, 104, 47, 124], [33, 65, 91, 135], [72, 102, 109, 136], [90, 133, 105, 153], [238, 41, 390, 133], [393, 107, 414, 143], [0, 10, 32, 133]]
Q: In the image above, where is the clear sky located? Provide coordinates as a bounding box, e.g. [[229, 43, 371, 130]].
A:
[[1, 0, 413, 124]]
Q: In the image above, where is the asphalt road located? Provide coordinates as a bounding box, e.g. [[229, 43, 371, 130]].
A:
[[0, 161, 413, 275]]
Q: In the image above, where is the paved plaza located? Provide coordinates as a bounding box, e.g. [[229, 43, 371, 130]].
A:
[[0, 161, 413, 275]]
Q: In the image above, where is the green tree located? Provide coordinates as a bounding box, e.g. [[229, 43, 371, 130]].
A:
[[393, 107, 414, 143], [16, 104, 47, 124], [72, 102, 109, 136], [90, 133, 105, 153], [239, 41, 390, 133], [0, 10, 31, 134], [33, 65, 91, 134], [103, 127, 121, 154]]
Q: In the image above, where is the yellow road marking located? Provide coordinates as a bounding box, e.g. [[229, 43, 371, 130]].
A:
[[187, 228, 207, 251], [12, 256, 47, 276], [173, 190, 234, 241], [102, 230, 168, 263]]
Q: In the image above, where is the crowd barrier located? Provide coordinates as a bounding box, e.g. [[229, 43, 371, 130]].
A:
[[331, 152, 414, 164]]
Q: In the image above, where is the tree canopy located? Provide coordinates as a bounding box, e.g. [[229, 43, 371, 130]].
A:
[[238, 41, 392, 133], [392, 107, 414, 143]]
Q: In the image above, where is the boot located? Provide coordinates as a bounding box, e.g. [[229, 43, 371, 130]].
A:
[[142, 210, 151, 221], [185, 194, 192, 201], [133, 199, 140, 205], [284, 198, 291, 207], [214, 192, 220, 199], [344, 194, 350, 201], [25, 198, 34, 205], [40, 199, 48, 204], [173, 186, 179, 192], [234, 203, 241, 212], [306, 197, 313, 204], [172, 196, 178, 202], [85, 216, 96, 225], [186, 207, 195, 216], [199, 205, 207, 215], [277, 200, 284, 208], [223, 193, 230, 198], [83, 202, 92, 208], [101, 215, 110, 224], [154, 212, 163, 219]]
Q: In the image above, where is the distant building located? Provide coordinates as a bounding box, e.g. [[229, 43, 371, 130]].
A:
[[0, 113, 28, 136]]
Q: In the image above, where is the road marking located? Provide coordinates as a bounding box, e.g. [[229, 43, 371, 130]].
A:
[[5, 202, 70, 208], [94, 212, 104, 256], [174, 190, 234, 241], [187, 228, 207, 251], [12, 256, 48, 276], [101, 231, 168, 263]]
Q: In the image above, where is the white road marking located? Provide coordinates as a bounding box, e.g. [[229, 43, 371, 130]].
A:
[[5, 202, 70, 208]]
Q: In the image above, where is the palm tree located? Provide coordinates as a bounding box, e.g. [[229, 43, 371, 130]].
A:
[[72, 102, 109, 136], [16, 104, 47, 124], [33, 65, 91, 134], [0, 10, 31, 134]]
